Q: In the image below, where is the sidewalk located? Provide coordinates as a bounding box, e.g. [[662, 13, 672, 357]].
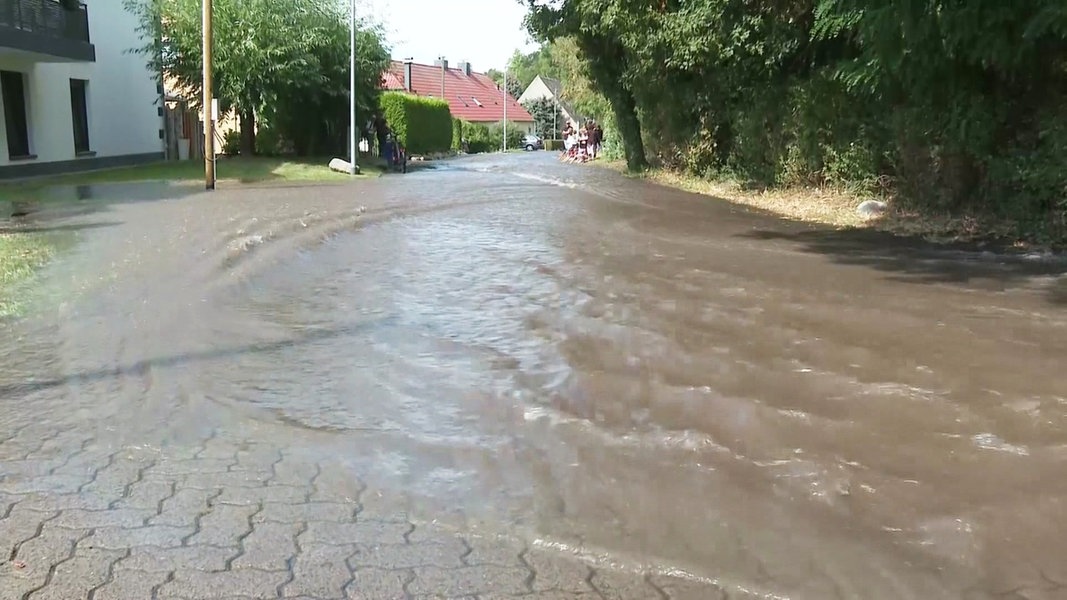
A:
[[0, 420, 723, 600]]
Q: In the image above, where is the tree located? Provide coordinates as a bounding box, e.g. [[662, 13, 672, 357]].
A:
[[124, 0, 389, 157], [523, 0, 648, 171], [522, 97, 563, 138], [486, 68, 524, 99]]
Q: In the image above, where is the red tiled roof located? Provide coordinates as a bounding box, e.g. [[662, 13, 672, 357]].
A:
[[381, 60, 534, 124]]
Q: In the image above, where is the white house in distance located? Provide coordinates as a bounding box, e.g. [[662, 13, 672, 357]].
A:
[[518, 75, 582, 132], [0, 0, 163, 178]]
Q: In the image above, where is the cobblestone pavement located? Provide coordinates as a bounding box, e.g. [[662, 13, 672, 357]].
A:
[[0, 416, 731, 600]]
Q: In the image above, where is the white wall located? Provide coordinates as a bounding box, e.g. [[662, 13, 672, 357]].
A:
[[0, 0, 161, 167]]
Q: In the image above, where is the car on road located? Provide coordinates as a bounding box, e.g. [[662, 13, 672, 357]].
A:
[[522, 134, 544, 151]]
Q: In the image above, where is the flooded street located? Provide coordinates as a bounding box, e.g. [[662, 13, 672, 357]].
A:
[[3, 153, 1067, 599]]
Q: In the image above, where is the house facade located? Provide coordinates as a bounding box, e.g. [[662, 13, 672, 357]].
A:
[[382, 59, 535, 134], [0, 0, 163, 179], [518, 75, 581, 132]]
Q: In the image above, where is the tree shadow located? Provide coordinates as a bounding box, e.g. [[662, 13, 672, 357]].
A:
[[0, 317, 395, 398], [736, 226, 1067, 306]]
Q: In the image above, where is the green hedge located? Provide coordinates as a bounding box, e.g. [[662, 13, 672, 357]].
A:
[[452, 118, 464, 151], [454, 120, 526, 153], [379, 91, 452, 155]]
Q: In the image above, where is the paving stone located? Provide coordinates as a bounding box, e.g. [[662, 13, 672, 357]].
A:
[[51, 507, 152, 529], [115, 544, 234, 572], [25, 547, 125, 600], [349, 539, 467, 570], [344, 567, 411, 599], [150, 487, 217, 527], [186, 503, 258, 546], [78, 456, 148, 499], [78, 525, 193, 550], [18, 493, 112, 512], [159, 568, 289, 599], [11, 525, 89, 583], [217, 484, 308, 506], [283, 543, 358, 598], [92, 568, 169, 600], [0, 573, 41, 600], [649, 574, 728, 600], [232, 447, 282, 473], [303, 520, 410, 546], [112, 479, 175, 511], [590, 570, 662, 600], [153, 458, 236, 476], [184, 471, 270, 490], [408, 565, 530, 596], [0, 505, 57, 558], [463, 535, 526, 567], [231, 521, 302, 571], [270, 457, 320, 487], [254, 501, 357, 524], [525, 548, 593, 593]]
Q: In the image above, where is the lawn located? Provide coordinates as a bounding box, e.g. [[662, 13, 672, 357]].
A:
[[0, 155, 385, 203], [0, 231, 57, 319], [0, 155, 386, 318]]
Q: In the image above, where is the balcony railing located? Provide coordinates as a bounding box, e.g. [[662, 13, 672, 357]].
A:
[[0, 0, 90, 46]]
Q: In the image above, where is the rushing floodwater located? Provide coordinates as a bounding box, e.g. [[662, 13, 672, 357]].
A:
[[3, 153, 1067, 598]]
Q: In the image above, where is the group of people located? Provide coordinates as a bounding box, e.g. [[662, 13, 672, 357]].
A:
[[367, 111, 404, 168], [559, 120, 604, 164]]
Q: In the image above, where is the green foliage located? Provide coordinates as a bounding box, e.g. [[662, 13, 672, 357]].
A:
[[222, 130, 241, 156], [124, 0, 388, 157], [486, 69, 524, 99], [522, 0, 1067, 229], [379, 92, 453, 155], [459, 121, 499, 154], [452, 118, 465, 151], [522, 97, 564, 139], [490, 124, 525, 151]]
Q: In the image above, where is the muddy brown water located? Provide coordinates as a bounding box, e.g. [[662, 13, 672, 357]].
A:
[[3, 153, 1067, 598]]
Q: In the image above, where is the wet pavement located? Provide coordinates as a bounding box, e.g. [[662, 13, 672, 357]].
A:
[[2, 153, 1067, 599]]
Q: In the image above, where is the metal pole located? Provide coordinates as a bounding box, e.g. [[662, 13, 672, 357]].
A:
[[202, 0, 215, 189], [502, 66, 507, 152], [348, 0, 357, 174]]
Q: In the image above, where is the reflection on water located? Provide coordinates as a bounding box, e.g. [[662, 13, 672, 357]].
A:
[[2, 154, 1067, 598]]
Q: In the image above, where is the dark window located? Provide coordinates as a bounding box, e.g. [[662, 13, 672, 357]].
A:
[[70, 79, 90, 153], [1, 71, 31, 158]]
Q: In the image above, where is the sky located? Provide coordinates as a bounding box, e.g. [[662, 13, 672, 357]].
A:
[[357, 0, 540, 72]]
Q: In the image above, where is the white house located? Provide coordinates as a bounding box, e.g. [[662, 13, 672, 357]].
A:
[[518, 75, 582, 131], [0, 0, 163, 179]]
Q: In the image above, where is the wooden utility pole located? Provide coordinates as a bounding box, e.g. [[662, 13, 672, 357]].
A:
[[202, 0, 215, 189]]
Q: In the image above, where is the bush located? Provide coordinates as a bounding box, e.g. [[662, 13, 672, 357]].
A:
[[490, 123, 525, 150], [254, 126, 289, 156], [545, 139, 564, 151], [452, 118, 464, 151], [221, 130, 241, 156], [462, 121, 496, 154], [379, 92, 452, 155]]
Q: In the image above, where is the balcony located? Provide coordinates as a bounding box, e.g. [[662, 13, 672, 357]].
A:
[[0, 0, 95, 62]]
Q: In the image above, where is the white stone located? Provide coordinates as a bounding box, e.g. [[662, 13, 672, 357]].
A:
[[856, 200, 888, 219], [328, 158, 359, 174]]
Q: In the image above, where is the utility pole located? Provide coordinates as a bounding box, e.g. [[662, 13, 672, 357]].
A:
[[502, 66, 507, 152], [348, 0, 357, 174], [202, 0, 215, 189]]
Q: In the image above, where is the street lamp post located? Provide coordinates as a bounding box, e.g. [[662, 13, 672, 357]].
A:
[[348, 0, 357, 174], [502, 66, 507, 152], [202, 0, 214, 189]]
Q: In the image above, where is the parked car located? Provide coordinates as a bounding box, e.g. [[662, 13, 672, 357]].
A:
[[522, 134, 544, 151]]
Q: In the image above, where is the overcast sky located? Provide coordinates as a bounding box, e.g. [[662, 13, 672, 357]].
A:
[[358, 0, 540, 72]]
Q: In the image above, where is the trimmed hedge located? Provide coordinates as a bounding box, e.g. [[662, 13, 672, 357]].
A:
[[379, 92, 452, 155], [452, 118, 464, 151]]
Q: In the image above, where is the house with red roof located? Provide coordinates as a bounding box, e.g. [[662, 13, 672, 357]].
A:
[[381, 59, 536, 134]]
